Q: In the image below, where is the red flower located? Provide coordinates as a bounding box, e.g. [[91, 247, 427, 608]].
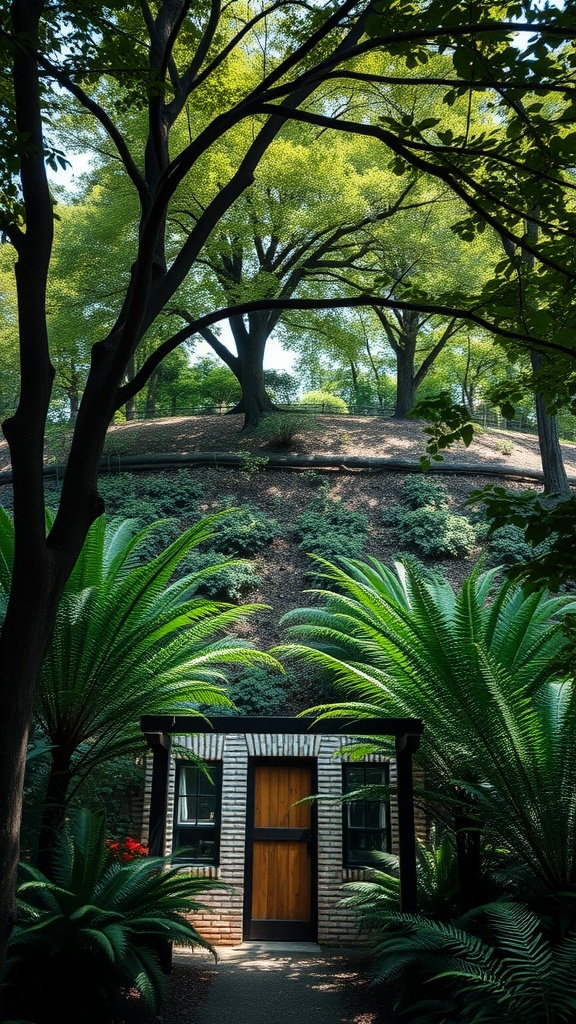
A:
[[106, 836, 148, 862]]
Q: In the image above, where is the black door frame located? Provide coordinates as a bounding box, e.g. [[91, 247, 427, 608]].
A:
[[243, 756, 317, 941]]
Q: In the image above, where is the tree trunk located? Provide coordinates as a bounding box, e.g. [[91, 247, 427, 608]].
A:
[[531, 350, 570, 496], [0, 568, 63, 986], [226, 376, 277, 427], [226, 316, 277, 428], [36, 747, 73, 875], [145, 367, 159, 419], [393, 344, 417, 419]]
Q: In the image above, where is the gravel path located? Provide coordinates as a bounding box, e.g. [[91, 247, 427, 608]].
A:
[[122, 944, 383, 1024]]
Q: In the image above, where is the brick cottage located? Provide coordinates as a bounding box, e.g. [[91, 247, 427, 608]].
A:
[[141, 715, 424, 946]]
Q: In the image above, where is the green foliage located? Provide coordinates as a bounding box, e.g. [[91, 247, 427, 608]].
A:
[[181, 547, 261, 602], [343, 833, 462, 924], [487, 524, 551, 571], [5, 809, 223, 1022], [255, 412, 316, 448], [388, 476, 478, 558], [225, 665, 288, 715], [351, 900, 576, 1024], [239, 452, 269, 479], [209, 503, 283, 556], [410, 392, 479, 470], [468, 485, 575, 589], [263, 369, 299, 404], [495, 438, 514, 457], [300, 391, 349, 413], [98, 471, 203, 523], [177, 358, 241, 412], [279, 558, 576, 892], [2, 511, 276, 823], [400, 476, 450, 509], [295, 495, 368, 570]]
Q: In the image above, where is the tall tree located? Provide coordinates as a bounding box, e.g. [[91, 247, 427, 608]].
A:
[[0, 0, 387, 980], [176, 131, 424, 424]]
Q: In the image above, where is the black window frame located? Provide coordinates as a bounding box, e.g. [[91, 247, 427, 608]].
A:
[[342, 763, 391, 868], [172, 761, 222, 866]]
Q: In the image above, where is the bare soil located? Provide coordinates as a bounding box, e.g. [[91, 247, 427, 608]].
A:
[[1, 414, 573, 676], [91, 413, 576, 472]]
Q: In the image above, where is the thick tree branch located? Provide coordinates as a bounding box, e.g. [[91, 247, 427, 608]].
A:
[[36, 57, 149, 208], [254, 105, 576, 281], [323, 70, 576, 96], [116, 294, 576, 408]]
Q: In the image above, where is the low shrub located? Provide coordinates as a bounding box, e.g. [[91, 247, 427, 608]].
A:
[[182, 547, 261, 601], [487, 523, 551, 570], [495, 438, 515, 457], [387, 476, 477, 558], [300, 390, 349, 413], [296, 496, 368, 579], [6, 809, 224, 1023], [344, 895, 576, 1024], [239, 452, 269, 478], [255, 412, 316, 448], [400, 475, 449, 509], [211, 503, 284, 556], [226, 665, 288, 715], [390, 505, 478, 558], [99, 471, 203, 522]]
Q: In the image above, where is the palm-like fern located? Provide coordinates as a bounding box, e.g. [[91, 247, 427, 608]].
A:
[[6, 808, 224, 1021], [361, 901, 576, 1024], [342, 832, 462, 926], [278, 557, 576, 893], [0, 511, 277, 847]]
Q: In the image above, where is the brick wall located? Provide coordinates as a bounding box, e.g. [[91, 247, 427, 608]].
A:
[[143, 731, 422, 947]]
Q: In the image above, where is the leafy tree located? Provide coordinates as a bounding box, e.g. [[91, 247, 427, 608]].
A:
[[263, 368, 299, 405], [185, 129, 422, 422]]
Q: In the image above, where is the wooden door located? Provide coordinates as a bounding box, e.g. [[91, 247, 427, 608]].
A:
[[246, 762, 315, 940]]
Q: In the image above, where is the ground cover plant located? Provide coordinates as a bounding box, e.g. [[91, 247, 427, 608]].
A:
[[387, 477, 478, 558], [295, 489, 369, 576], [254, 413, 317, 449]]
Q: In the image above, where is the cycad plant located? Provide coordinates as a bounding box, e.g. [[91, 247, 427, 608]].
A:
[[278, 557, 576, 902], [0, 509, 276, 860], [5, 808, 224, 1023]]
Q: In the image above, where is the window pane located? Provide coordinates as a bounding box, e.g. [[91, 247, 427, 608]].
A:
[[346, 767, 364, 790], [198, 794, 217, 824], [347, 830, 387, 865], [173, 830, 216, 863], [343, 763, 389, 867], [364, 800, 385, 829], [348, 802, 366, 828], [178, 794, 198, 824]]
